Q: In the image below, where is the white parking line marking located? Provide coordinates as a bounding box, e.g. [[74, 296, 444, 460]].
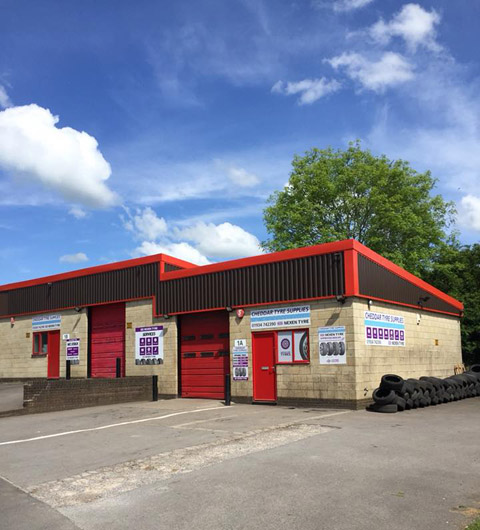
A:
[[0, 406, 226, 447]]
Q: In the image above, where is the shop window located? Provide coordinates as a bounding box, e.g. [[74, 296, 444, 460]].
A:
[[277, 329, 309, 364], [33, 332, 48, 356]]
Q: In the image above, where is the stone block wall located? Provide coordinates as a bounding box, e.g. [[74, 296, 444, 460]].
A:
[[125, 300, 178, 397], [351, 299, 462, 400]]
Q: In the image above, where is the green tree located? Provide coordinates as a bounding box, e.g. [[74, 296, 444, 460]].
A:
[[423, 242, 480, 365], [263, 142, 456, 276]]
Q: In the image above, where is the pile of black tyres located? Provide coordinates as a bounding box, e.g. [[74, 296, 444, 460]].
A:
[[367, 364, 480, 413]]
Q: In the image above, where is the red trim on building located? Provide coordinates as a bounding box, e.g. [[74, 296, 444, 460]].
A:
[[343, 248, 359, 297], [351, 240, 463, 311], [161, 240, 354, 281], [0, 254, 196, 292]]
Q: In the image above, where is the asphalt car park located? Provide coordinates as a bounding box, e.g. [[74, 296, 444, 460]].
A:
[[0, 397, 479, 530]]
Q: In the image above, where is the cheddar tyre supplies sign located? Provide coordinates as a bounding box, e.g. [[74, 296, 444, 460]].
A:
[[250, 305, 310, 330], [135, 326, 164, 365], [65, 338, 80, 364], [364, 311, 405, 347], [232, 339, 248, 380], [318, 326, 346, 365], [32, 314, 61, 331]]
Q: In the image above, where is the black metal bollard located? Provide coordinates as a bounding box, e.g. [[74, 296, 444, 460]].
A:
[[116, 357, 121, 378], [152, 375, 158, 401], [66, 360, 71, 380], [224, 373, 231, 406]]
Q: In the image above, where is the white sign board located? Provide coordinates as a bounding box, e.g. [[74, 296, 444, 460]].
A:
[[277, 331, 293, 363], [233, 338, 248, 380], [250, 305, 310, 330], [319, 326, 346, 365], [135, 326, 164, 365], [364, 311, 405, 347], [32, 314, 61, 331], [66, 338, 80, 364]]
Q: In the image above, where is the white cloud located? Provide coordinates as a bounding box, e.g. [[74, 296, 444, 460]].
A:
[[176, 221, 262, 258], [225, 165, 260, 187], [332, 0, 374, 12], [272, 78, 341, 104], [459, 195, 480, 231], [328, 52, 414, 92], [69, 206, 87, 219], [123, 206, 168, 241], [59, 252, 89, 264], [370, 3, 441, 52], [0, 104, 117, 207], [0, 85, 12, 109], [135, 241, 210, 265]]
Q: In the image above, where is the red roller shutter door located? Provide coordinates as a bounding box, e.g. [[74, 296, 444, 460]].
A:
[[90, 303, 125, 378], [180, 312, 229, 399]]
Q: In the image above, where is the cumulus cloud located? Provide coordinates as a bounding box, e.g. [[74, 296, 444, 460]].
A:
[[0, 104, 117, 207], [272, 78, 341, 105], [59, 252, 89, 264], [135, 241, 210, 266], [369, 3, 441, 52], [459, 195, 480, 231], [69, 206, 87, 219], [176, 221, 262, 258], [123, 207, 262, 264], [123, 206, 168, 241], [328, 52, 414, 92], [332, 0, 374, 12], [0, 85, 12, 108]]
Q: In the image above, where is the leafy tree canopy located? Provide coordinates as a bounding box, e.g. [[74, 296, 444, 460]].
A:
[[263, 142, 456, 276]]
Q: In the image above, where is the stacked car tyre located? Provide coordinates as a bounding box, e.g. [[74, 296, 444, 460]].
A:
[[368, 367, 480, 413]]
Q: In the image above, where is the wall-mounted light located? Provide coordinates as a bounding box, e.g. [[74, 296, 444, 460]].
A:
[[163, 314, 170, 319], [336, 295, 346, 304], [226, 306, 233, 312], [367, 299, 373, 309], [74, 306, 83, 313]]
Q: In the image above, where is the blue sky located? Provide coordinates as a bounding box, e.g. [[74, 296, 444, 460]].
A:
[[0, 0, 479, 284]]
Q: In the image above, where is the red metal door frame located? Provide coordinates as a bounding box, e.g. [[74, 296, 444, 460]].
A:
[[252, 331, 277, 402]]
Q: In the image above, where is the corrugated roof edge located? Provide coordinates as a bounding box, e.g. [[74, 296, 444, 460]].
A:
[[0, 253, 197, 292]]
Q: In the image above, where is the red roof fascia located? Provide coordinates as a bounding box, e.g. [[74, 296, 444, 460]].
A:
[[161, 239, 356, 281], [351, 240, 464, 311], [0, 253, 197, 292]]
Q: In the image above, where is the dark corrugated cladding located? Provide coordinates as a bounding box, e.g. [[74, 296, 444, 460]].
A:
[[2, 263, 159, 317], [0, 291, 7, 316], [164, 263, 183, 273], [157, 252, 344, 314], [357, 254, 461, 315]]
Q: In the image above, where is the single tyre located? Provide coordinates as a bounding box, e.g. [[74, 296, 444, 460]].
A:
[[405, 398, 413, 410], [368, 403, 398, 413], [380, 374, 405, 393], [372, 387, 396, 405], [470, 364, 480, 374], [395, 396, 406, 411]]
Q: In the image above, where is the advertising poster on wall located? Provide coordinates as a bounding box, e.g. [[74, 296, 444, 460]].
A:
[[65, 338, 80, 365], [318, 326, 347, 365], [250, 305, 310, 330], [135, 326, 164, 365], [277, 331, 293, 363], [232, 339, 248, 380], [364, 311, 405, 347], [32, 314, 61, 331]]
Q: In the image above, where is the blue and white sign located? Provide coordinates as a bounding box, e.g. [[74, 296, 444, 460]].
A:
[[250, 305, 310, 330], [318, 326, 346, 364], [32, 314, 61, 331], [364, 311, 405, 347]]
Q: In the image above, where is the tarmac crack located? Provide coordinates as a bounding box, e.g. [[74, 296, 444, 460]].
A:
[[27, 422, 331, 508]]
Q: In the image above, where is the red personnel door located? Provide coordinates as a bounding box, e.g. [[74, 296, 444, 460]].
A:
[[252, 332, 276, 402], [90, 303, 125, 378], [47, 330, 60, 379]]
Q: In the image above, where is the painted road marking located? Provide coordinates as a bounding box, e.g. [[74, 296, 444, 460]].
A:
[[0, 406, 226, 447]]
